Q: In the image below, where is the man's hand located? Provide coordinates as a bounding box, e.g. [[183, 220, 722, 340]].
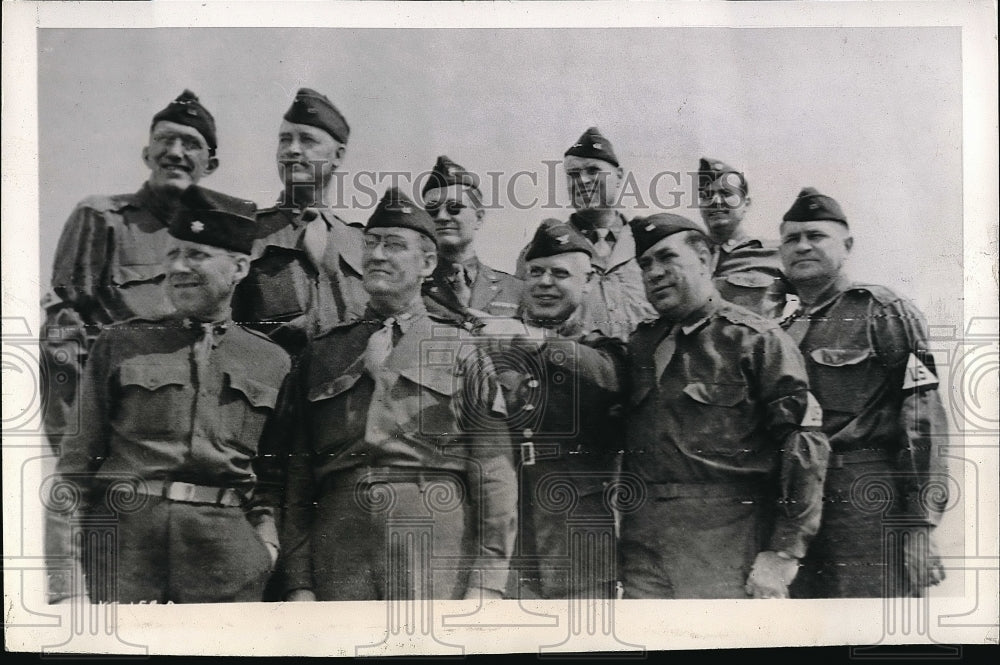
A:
[[462, 587, 504, 602], [745, 551, 798, 599], [903, 527, 946, 592], [285, 589, 317, 602]]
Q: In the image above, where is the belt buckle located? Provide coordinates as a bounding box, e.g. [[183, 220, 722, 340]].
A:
[[521, 442, 536, 466], [166, 481, 197, 502]]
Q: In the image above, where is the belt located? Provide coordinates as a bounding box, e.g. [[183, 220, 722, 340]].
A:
[[828, 448, 893, 470], [647, 480, 766, 500], [321, 466, 462, 493], [112, 479, 248, 508]]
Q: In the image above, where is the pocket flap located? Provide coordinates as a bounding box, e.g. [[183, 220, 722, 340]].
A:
[[119, 362, 188, 391], [682, 382, 747, 407], [397, 365, 456, 397], [307, 372, 363, 402], [112, 262, 166, 287], [810, 347, 873, 367], [226, 371, 279, 409], [723, 272, 774, 288]]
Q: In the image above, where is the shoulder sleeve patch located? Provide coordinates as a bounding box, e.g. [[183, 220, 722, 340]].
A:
[[902, 352, 939, 390], [801, 391, 824, 427]]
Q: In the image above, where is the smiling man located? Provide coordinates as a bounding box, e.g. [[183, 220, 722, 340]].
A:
[[421, 155, 523, 321], [479, 219, 626, 600], [697, 157, 790, 318], [45, 186, 290, 604], [777, 188, 949, 598], [515, 127, 656, 341], [232, 88, 367, 354], [41, 90, 254, 450], [619, 212, 829, 599], [281, 187, 517, 602]]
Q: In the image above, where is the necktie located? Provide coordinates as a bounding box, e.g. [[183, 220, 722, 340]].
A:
[[364, 317, 396, 375], [449, 264, 473, 307], [301, 208, 328, 269], [592, 228, 613, 259], [653, 324, 677, 383]]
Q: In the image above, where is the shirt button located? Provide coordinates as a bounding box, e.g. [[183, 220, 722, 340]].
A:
[[527, 379, 539, 388], [523, 429, 533, 438]]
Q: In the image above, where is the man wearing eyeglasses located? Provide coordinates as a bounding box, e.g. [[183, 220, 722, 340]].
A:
[[421, 155, 523, 321], [281, 188, 517, 602], [696, 157, 791, 318], [232, 88, 367, 354], [41, 90, 254, 451], [479, 219, 626, 600]]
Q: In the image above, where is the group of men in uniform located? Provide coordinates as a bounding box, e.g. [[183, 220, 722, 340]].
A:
[[43, 88, 948, 605]]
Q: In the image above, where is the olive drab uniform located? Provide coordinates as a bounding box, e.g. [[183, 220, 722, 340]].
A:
[[45, 317, 290, 604], [516, 213, 656, 342], [232, 205, 367, 353], [621, 296, 830, 598], [495, 317, 627, 599], [424, 257, 523, 320], [781, 279, 950, 598], [41, 184, 256, 448], [281, 303, 518, 600], [713, 236, 794, 319]]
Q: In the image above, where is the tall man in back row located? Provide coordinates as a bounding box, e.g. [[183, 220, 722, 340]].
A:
[[778, 187, 949, 598], [42, 90, 251, 449], [697, 157, 790, 318], [232, 88, 367, 354], [421, 155, 523, 321], [516, 127, 656, 341], [620, 212, 829, 599]]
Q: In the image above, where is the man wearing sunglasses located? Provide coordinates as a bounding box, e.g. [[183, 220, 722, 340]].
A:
[[697, 157, 791, 318], [421, 155, 523, 320]]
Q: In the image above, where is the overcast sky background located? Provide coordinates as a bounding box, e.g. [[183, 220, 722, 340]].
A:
[[38, 26, 963, 326]]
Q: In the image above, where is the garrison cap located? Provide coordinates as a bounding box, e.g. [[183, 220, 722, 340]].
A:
[[524, 218, 594, 262], [366, 187, 437, 245], [422, 155, 481, 197], [564, 126, 619, 167], [168, 185, 256, 254], [631, 213, 709, 258], [698, 157, 748, 195], [782, 187, 848, 226], [151, 89, 217, 152], [283, 88, 350, 144]]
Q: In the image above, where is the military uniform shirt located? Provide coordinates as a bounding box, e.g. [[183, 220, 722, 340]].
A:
[[46, 317, 291, 600], [713, 236, 792, 319], [625, 295, 829, 557]]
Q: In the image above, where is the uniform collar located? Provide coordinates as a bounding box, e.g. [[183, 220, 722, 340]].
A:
[[719, 235, 761, 253], [675, 294, 722, 336], [799, 274, 853, 315], [135, 182, 181, 225], [363, 297, 427, 333]]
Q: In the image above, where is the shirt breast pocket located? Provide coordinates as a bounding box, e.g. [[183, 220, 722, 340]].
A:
[[808, 347, 880, 415], [680, 382, 753, 457], [221, 371, 279, 454], [307, 372, 367, 453], [244, 247, 313, 320], [117, 362, 191, 438]]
